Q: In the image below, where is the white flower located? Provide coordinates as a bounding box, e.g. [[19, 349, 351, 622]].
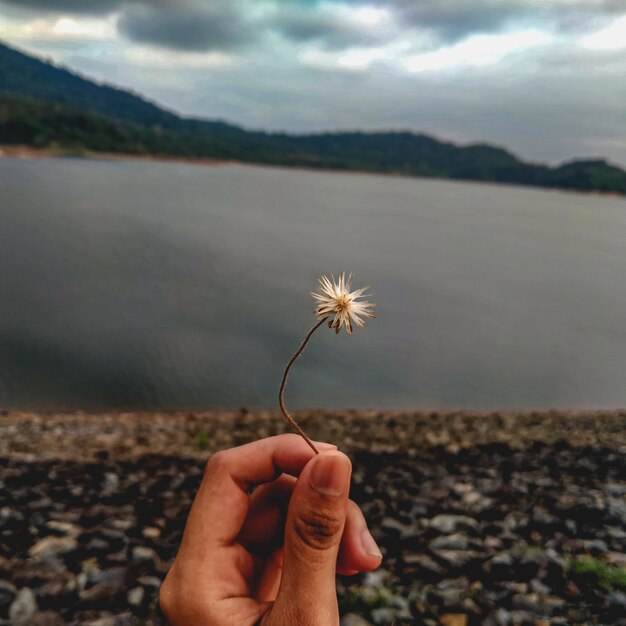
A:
[[311, 272, 376, 334]]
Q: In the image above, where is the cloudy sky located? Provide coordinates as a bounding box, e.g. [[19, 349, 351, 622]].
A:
[[1, 0, 625, 166]]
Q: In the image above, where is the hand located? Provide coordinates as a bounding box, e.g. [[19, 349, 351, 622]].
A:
[[159, 434, 382, 625]]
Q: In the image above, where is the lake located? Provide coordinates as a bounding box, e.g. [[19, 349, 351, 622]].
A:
[[1, 156, 625, 410]]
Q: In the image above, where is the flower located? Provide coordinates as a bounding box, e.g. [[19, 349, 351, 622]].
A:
[[311, 272, 376, 334]]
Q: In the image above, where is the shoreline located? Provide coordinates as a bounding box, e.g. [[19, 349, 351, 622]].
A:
[[1, 144, 622, 198], [2, 409, 625, 462]]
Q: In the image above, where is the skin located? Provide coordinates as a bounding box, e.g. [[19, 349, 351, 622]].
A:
[[159, 434, 382, 626]]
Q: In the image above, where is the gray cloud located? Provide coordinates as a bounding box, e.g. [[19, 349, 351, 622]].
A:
[[117, 1, 254, 52], [0, 0, 125, 14], [267, 5, 388, 50], [3, 0, 625, 52], [387, 0, 626, 42]]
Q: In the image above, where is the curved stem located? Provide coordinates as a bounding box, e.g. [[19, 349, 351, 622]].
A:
[[279, 316, 329, 455]]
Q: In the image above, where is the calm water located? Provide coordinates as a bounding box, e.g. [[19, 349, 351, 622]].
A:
[[1, 156, 625, 410]]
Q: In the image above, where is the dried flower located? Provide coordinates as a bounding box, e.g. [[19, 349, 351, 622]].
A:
[[311, 272, 376, 334], [279, 273, 376, 453]]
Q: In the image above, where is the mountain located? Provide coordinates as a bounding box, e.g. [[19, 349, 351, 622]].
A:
[[1, 40, 625, 195]]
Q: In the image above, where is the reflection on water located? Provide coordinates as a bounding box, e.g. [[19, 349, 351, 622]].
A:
[[1, 157, 626, 410]]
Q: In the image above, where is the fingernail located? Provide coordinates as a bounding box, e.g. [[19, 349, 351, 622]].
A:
[[361, 529, 382, 559], [314, 441, 338, 451], [310, 453, 351, 496]]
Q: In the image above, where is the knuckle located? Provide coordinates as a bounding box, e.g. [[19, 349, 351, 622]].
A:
[[204, 449, 229, 477], [159, 567, 202, 623], [158, 576, 175, 618], [293, 507, 344, 551]]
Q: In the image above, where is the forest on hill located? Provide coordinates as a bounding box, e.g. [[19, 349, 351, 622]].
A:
[[1, 41, 625, 194]]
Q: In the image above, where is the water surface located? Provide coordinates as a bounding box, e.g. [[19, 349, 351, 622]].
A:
[[1, 157, 625, 410]]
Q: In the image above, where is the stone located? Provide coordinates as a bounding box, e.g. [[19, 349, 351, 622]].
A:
[[18, 611, 65, 626], [103, 473, 120, 492], [440, 615, 468, 626], [132, 546, 158, 562], [142, 526, 161, 539], [137, 575, 162, 589], [127, 586, 145, 607], [371, 607, 398, 624], [381, 517, 413, 538], [341, 615, 373, 626], [434, 550, 482, 569], [605, 551, 626, 567], [430, 533, 469, 551], [428, 578, 469, 609], [79, 582, 123, 603], [9, 588, 37, 622], [402, 554, 445, 580], [430, 515, 479, 534], [0, 579, 17, 613], [28, 536, 78, 558], [608, 590, 626, 611], [45, 521, 81, 537]]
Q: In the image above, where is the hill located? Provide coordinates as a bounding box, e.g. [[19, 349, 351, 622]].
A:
[[1, 40, 625, 195]]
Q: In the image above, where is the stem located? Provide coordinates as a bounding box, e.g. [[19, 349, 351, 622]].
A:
[[279, 316, 329, 454]]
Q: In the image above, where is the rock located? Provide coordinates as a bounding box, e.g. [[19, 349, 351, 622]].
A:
[[402, 553, 445, 581], [0, 579, 17, 615], [580, 539, 608, 554], [83, 615, 134, 626], [88, 567, 126, 587], [430, 533, 469, 551], [142, 526, 161, 539], [428, 578, 469, 608], [381, 517, 414, 538], [605, 551, 626, 567], [132, 546, 158, 562], [370, 607, 398, 624], [18, 611, 65, 626], [28, 536, 78, 558], [529, 579, 550, 595], [137, 575, 162, 589], [103, 472, 120, 492], [430, 515, 479, 534], [45, 521, 81, 537], [434, 550, 483, 569], [440, 615, 468, 626], [341, 615, 373, 626], [79, 582, 123, 604], [9, 588, 37, 622], [607, 590, 626, 613], [127, 586, 145, 607]]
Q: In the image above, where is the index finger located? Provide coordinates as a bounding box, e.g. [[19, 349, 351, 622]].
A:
[[184, 434, 336, 547]]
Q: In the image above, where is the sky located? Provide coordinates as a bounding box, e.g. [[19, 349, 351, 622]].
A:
[[1, 0, 625, 166]]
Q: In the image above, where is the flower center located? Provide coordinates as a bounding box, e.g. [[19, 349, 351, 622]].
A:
[[336, 294, 350, 311]]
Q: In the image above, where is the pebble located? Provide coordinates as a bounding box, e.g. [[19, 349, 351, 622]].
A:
[[341, 616, 373, 626], [28, 536, 78, 559], [126, 586, 144, 607], [430, 515, 479, 534], [9, 587, 37, 622]]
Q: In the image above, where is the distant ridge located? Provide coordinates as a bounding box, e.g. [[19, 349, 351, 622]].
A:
[[1, 40, 625, 195]]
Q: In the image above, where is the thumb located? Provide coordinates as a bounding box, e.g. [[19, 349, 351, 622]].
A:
[[270, 451, 352, 625]]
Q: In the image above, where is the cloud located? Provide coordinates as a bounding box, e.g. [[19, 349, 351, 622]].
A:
[[0, 0, 124, 15], [4, 0, 626, 54], [385, 0, 626, 43], [117, 1, 254, 52], [267, 4, 393, 50]]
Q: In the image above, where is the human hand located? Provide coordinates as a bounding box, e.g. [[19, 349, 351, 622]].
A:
[[159, 434, 382, 625]]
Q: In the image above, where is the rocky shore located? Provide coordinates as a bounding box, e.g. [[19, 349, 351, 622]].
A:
[[1, 410, 626, 625]]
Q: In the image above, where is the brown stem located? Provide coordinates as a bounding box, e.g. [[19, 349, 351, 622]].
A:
[[278, 316, 329, 454]]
